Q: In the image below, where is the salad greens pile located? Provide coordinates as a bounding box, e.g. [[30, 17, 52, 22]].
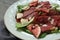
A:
[[16, 17, 34, 28], [51, 3, 60, 11], [16, 2, 60, 38], [17, 4, 29, 12]]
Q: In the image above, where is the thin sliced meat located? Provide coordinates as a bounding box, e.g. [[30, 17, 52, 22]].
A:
[[49, 9, 60, 16], [33, 16, 50, 24], [27, 24, 41, 38], [26, 12, 38, 20], [38, 1, 51, 9], [38, 8, 50, 13], [51, 16, 60, 20], [23, 7, 35, 17], [41, 5, 51, 9], [29, 1, 38, 7], [57, 20, 60, 27], [16, 18, 21, 22], [51, 16, 60, 26], [33, 0, 38, 2], [39, 1, 50, 5], [41, 24, 54, 32]]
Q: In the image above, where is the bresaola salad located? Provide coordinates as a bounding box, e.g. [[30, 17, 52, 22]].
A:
[[16, 0, 60, 38]]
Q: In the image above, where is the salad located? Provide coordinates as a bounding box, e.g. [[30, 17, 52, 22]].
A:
[[16, 0, 60, 38]]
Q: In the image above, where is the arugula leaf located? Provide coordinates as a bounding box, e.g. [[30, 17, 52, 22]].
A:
[[17, 27, 32, 34], [17, 5, 24, 12], [16, 23, 25, 28], [51, 27, 60, 33], [56, 7, 60, 11], [51, 3, 60, 12], [39, 33, 47, 38], [51, 3, 59, 10], [16, 17, 34, 28], [17, 4, 29, 12]]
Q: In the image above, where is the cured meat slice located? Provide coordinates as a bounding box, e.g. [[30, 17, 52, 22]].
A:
[[39, 1, 50, 5], [49, 9, 60, 16], [33, 16, 50, 24], [41, 24, 54, 32], [23, 7, 35, 17], [29, 1, 38, 7], [26, 12, 38, 20], [16, 18, 21, 22], [38, 8, 50, 13], [39, 1, 51, 9], [51, 16, 60, 26]]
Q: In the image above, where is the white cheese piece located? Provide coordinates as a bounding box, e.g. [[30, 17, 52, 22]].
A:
[[42, 24, 48, 27], [36, 4, 43, 9], [29, 17, 32, 20], [22, 6, 30, 10], [17, 13, 23, 19], [48, 17, 51, 20], [50, 19, 54, 24], [21, 19, 28, 25]]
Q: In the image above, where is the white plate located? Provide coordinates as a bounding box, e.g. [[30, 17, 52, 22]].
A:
[[4, 0, 60, 40]]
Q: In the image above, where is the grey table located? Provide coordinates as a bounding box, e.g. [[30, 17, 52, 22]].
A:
[[0, 0, 21, 40]]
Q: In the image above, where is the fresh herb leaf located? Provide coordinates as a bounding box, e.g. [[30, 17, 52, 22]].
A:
[[17, 27, 32, 34], [16, 23, 24, 28], [17, 5, 24, 12], [39, 33, 47, 38], [16, 17, 34, 28], [17, 4, 29, 12], [51, 27, 60, 33], [56, 7, 60, 11], [51, 3, 59, 10]]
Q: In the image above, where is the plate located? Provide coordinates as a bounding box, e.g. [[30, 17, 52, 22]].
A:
[[4, 0, 60, 40]]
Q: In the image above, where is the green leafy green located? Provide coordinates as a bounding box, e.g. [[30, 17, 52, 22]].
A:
[[25, 29, 32, 34], [17, 4, 29, 12], [16, 17, 34, 28], [59, 30, 60, 33], [51, 3, 60, 12], [16, 23, 26, 28], [51, 30, 59, 33], [56, 7, 60, 11], [39, 12, 42, 15], [39, 33, 47, 38], [51, 27, 60, 33], [51, 3, 59, 10], [17, 5, 24, 12], [17, 27, 32, 34]]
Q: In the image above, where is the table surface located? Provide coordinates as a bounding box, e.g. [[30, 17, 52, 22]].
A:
[[0, 0, 17, 21], [0, 0, 22, 40]]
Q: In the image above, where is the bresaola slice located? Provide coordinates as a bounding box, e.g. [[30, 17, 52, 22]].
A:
[[39, 1, 51, 9], [38, 8, 50, 13], [23, 7, 35, 17], [27, 24, 41, 38], [29, 0, 38, 7], [51, 16, 60, 27], [41, 24, 54, 32], [26, 12, 38, 20]]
